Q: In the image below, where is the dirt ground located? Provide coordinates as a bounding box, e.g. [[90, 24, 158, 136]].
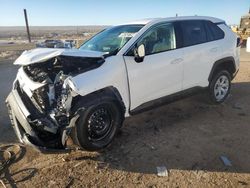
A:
[[0, 48, 250, 188], [0, 43, 35, 61]]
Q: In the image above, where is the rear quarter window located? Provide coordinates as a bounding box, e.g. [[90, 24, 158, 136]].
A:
[[204, 21, 225, 41]]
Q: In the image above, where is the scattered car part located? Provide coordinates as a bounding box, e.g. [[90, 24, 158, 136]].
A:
[[156, 166, 168, 177], [220, 156, 232, 166]]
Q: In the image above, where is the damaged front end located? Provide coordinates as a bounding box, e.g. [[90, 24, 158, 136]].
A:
[[6, 48, 105, 151]]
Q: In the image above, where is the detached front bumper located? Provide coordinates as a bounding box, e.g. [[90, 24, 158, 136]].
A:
[[5, 89, 71, 152], [6, 90, 45, 150]]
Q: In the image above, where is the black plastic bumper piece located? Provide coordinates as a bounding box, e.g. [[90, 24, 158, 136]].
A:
[[5, 90, 70, 153]]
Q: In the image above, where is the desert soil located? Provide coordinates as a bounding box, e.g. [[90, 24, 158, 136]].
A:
[[0, 48, 250, 188]]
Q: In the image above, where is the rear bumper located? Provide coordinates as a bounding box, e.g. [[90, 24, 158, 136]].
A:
[[5, 90, 70, 153], [232, 69, 239, 79]]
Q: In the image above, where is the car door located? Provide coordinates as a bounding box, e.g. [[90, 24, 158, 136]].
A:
[[178, 20, 222, 89], [123, 22, 184, 110]]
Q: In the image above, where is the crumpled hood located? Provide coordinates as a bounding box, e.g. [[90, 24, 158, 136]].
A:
[[14, 48, 105, 65]]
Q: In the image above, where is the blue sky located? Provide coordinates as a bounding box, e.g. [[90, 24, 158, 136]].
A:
[[0, 0, 249, 26]]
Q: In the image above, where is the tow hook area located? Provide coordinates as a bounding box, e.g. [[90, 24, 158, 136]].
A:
[[5, 87, 82, 152]]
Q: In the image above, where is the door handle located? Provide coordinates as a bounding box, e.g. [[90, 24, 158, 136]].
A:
[[171, 58, 183, 64], [210, 47, 218, 53]]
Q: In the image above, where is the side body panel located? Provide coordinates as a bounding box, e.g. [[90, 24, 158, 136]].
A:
[[218, 24, 240, 71], [123, 50, 183, 110], [181, 40, 223, 89], [182, 24, 239, 89]]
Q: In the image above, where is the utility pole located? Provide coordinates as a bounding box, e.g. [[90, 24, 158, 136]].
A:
[[23, 9, 31, 43]]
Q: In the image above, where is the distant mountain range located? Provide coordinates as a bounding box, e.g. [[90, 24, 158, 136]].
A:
[[0, 26, 108, 38]]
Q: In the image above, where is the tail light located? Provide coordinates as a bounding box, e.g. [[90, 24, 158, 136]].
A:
[[237, 37, 242, 47]]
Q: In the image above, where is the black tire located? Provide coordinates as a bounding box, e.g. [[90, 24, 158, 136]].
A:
[[72, 95, 123, 151], [208, 70, 231, 104]]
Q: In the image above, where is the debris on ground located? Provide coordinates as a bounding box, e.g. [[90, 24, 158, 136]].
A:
[[74, 161, 84, 168], [0, 144, 23, 188], [0, 180, 6, 188], [238, 113, 246, 116], [220, 156, 232, 166], [232, 103, 243, 110], [238, 180, 248, 186], [65, 176, 74, 188], [156, 166, 168, 177], [62, 157, 70, 162]]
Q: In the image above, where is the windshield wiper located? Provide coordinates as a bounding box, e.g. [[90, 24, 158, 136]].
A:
[[103, 48, 119, 58]]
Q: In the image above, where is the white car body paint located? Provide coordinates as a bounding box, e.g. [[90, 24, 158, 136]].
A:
[[123, 49, 183, 110], [67, 55, 131, 116], [16, 68, 46, 97], [14, 48, 105, 65], [13, 16, 239, 118]]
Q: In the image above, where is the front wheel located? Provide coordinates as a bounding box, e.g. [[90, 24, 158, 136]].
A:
[[72, 97, 123, 151], [208, 70, 231, 104]]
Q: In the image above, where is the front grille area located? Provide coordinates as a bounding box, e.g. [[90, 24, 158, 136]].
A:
[[10, 81, 64, 149], [32, 85, 51, 112]]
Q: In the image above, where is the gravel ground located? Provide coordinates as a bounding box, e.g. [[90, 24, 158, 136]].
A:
[[0, 48, 250, 188]]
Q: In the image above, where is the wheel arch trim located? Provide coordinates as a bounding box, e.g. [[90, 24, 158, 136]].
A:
[[208, 56, 236, 82]]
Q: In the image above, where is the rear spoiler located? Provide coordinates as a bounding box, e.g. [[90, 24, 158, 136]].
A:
[[215, 21, 226, 25]]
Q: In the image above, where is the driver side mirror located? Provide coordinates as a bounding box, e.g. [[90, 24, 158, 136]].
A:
[[134, 44, 145, 63]]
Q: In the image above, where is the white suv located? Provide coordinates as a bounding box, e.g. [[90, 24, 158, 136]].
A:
[[6, 16, 240, 151]]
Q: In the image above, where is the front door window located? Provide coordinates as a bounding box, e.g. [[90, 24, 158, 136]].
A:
[[137, 23, 176, 55]]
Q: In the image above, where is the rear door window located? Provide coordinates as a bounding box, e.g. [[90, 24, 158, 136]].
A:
[[180, 20, 207, 47]]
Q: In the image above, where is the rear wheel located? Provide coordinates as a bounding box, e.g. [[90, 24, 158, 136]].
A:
[[208, 70, 231, 104], [72, 96, 123, 151]]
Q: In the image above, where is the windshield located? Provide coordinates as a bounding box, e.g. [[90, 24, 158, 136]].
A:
[[79, 25, 144, 54]]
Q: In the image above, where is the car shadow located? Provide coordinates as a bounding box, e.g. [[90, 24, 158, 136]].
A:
[[0, 144, 38, 188], [1, 79, 250, 176], [70, 81, 250, 175]]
